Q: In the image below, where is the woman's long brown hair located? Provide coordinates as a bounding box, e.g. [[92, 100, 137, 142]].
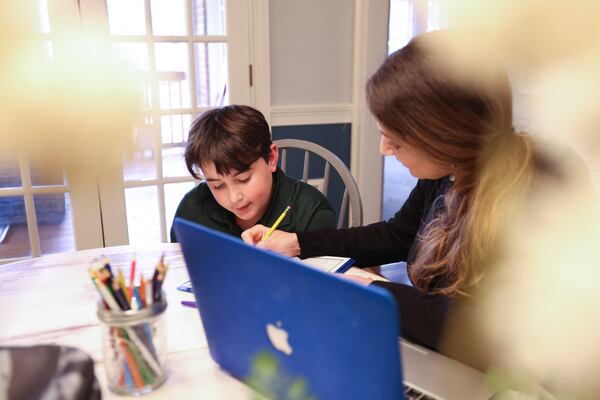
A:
[[366, 31, 534, 297]]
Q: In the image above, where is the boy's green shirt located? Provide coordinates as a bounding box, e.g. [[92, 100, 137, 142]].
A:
[[170, 168, 336, 241]]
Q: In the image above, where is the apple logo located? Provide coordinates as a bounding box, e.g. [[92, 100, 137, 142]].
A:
[[266, 321, 293, 356]]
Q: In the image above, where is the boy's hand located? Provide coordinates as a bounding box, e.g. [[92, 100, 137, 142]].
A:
[[242, 225, 301, 257], [241, 224, 269, 245]]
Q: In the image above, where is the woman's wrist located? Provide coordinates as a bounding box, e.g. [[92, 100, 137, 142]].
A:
[[288, 233, 301, 257]]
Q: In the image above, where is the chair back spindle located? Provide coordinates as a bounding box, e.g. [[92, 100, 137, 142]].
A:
[[274, 139, 363, 228]]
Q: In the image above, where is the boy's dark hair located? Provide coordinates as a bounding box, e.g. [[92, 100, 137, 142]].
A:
[[185, 105, 272, 179]]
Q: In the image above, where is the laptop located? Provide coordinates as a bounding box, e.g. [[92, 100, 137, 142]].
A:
[[174, 218, 494, 400]]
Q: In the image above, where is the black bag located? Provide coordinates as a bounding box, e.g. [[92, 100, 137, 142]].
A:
[[0, 345, 101, 400]]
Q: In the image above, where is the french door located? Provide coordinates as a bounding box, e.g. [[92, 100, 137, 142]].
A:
[[95, 0, 253, 245], [0, 0, 255, 262]]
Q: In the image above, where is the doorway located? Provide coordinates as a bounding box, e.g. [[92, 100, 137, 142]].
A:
[[382, 0, 446, 219]]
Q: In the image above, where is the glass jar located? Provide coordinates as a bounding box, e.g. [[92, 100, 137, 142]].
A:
[[97, 295, 168, 396]]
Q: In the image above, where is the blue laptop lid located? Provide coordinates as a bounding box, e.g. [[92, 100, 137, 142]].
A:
[[174, 218, 404, 400]]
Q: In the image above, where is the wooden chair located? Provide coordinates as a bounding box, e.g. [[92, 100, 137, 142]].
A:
[[274, 139, 363, 228]]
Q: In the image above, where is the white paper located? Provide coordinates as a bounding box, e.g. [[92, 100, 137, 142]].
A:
[[294, 256, 353, 273]]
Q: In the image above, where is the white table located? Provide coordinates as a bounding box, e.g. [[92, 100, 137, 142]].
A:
[[0, 243, 384, 399], [0, 243, 254, 399]]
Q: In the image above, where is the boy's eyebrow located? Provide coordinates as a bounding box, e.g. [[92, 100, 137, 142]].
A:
[[204, 170, 248, 181]]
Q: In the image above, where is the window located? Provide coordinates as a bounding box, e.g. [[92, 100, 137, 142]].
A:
[[98, 0, 253, 245], [0, 1, 80, 261], [0, 0, 255, 261], [94, 0, 254, 245], [382, 0, 447, 219]]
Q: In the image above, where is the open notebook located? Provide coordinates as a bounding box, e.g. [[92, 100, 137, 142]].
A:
[[178, 255, 355, 292], [294, 256, 354, 273]]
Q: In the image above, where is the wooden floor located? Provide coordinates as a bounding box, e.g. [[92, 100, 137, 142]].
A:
[[0, 194, 75, 260], [0, 150, 188, 261]]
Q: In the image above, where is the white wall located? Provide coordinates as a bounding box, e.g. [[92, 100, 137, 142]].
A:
[[267, 0, 389, 224], [269, 0, 354, 106], [266, 2, 599, 228]]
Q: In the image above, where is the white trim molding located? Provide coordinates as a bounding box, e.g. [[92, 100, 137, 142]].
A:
[[270, 103, 353, 127], [351, 0, 389, 224], [249, 0, 272, 124]]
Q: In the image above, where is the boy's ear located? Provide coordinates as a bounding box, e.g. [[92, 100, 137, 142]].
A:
[[267, 144, 279, 172]]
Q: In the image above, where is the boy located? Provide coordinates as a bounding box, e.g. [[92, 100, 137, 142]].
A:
[[170, 105, 336, 242]]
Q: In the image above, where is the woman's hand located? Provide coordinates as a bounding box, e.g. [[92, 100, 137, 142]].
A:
[[337, 273, 373, 286], [241, 225, 301, 257]]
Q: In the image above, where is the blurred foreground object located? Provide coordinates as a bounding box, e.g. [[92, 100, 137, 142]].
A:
[[437, 0, 600, 398], [0, 345, 101, 400], [446, 0, 600, 187], [481, 177, 600, 399], [0, 2, 139, 177]]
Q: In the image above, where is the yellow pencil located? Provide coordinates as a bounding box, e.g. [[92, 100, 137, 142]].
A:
[[262, 205, 291, 241]]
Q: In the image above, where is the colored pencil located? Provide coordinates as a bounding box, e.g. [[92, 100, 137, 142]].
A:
[[154, 262, 168, 303], [103, 258, 113, 276], [90, 273, 121, 312], [139, 275, 147, 307], [112, 280, 131, 311], [119, 339, 144, 388], [181, 300, 197, 308], [128, 256, 136, 300], [133, 287, 143, 310], [89, 254, 168, 390], [122, 358, 133, 388], [145, 277, 153, 306], [117, 269, 131, 305]]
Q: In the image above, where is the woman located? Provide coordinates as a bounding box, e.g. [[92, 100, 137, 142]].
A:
[[242, 30, 591, 350]]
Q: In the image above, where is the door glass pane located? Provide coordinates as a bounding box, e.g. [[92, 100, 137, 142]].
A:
[[427, 0, 448, 31], [162, 113, 191, 178], [165, 182, 196, 235], [0, 156, 22, 189], [37, 0, 51, 34], [382, 156, 417, 219], [192, 0, 227, 36], [194, 42, 228, 107], [103, 0, 240, 246], [125, 186, 161, 244], [151, 0, 186, 36], [388, 0, 413, 52], [155, 43, 191, 109], [123, 150, 157, 182], [112, 43, 151, 110], [384, 0, 447, 219], [35, 193, 75, 255], [161, 114, 190, 145], [125, 118, 157, 181], [30, 160, 66, 187], [0, 196, 31, 259], [112, 43, 149, 71], [162, 147, 187, 178], [106, 0, 146, 35]]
